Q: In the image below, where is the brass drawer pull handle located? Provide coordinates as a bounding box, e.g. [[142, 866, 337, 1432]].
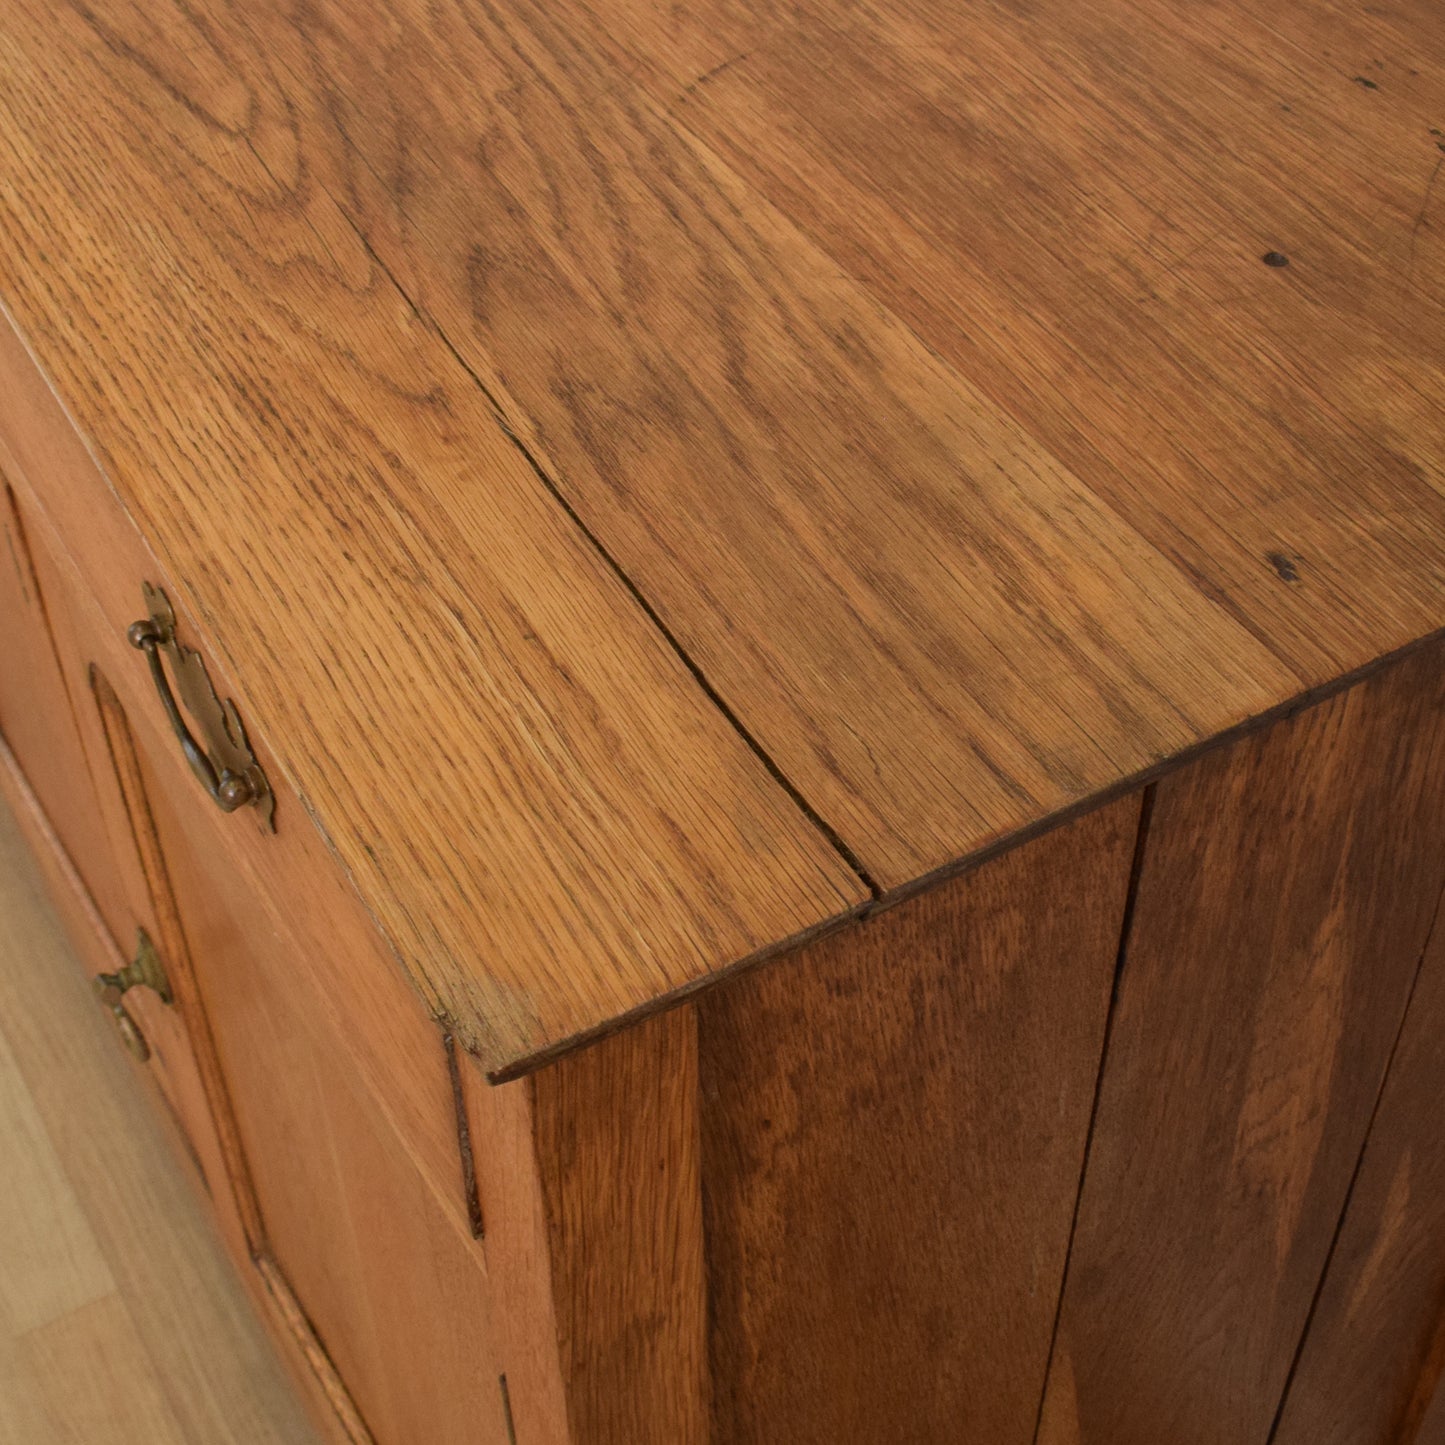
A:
[[129, 619, 250, 809], [92, 928, 172, 1063], [126, 582, 274, 829]]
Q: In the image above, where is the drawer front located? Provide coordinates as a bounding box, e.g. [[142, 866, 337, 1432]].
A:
[[0, 307, 510, 1441], [0, 478, 261, 1253], [0, 304, 478, 1246], [0, 470, 135, 946]]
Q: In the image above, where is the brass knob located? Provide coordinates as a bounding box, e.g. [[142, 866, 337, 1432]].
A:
[[93, 976, 151, 1063], [215, 771, 255, 811], [91, 929, 172, 1064]]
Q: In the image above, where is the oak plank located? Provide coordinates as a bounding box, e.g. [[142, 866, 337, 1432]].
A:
[[697, 793, 1141, 1445], [0, 0, 865, 1073], [1037, 641, 1445, 1445], [529, 1006, 708, 1445], [1272, 903, 1445, 1445], [561, 0, 1445, 685], [200, 0, 1291, 891]]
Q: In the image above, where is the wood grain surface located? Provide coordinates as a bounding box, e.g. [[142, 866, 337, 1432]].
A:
[[6, 0, 1440, 1063], [0, 0, 864, 1075], [529, 1006, 709, 1445], [696, 793, 1143, 1445], [563, 0, 1445, 682], [211, 0, 1295, 890], [1036, 640, 1445, 1445], [149, 748, 511, 1445], [1272, 894, 1445, 1445]]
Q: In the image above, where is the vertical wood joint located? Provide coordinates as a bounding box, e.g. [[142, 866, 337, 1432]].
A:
[[443, 1029, 485, 1239], [1030, 783, 1155, 1445], [498, 1373, 518, 1444]]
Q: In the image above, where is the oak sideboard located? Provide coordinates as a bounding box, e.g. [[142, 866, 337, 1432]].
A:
[[2, 0, 1444, 1441]]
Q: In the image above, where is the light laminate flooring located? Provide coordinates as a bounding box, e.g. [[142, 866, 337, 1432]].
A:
[[0, 797, 318, 1444]]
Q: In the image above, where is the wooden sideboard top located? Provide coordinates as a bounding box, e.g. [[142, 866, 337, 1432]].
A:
[[1, 0, 1441, 1074]]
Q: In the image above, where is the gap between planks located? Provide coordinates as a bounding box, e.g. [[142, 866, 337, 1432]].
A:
[[1028, 782, 1157, 1445], [487, 622, 1445, 1084], [1263, 879, 1445, 1445], [324, 195, 882, 903]]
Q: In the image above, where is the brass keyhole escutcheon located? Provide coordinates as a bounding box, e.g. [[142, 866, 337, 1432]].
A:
[[93, 929, 172, 1064]]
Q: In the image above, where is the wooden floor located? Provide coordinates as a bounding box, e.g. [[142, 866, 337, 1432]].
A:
[[0, 797, 318, 1444]]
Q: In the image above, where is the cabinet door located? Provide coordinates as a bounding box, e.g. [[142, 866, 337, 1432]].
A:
[[143, 743, 513, 1445], [0, 471, 131, 941], [83, 659, 262, 1252], [0, 471, 241, 1224]]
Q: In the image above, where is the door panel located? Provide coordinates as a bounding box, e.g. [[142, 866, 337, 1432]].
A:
[[83, 663, 260, 1254], [0, 461, 244, 1228], [0, 472, 130, 943], [147, 756, 510, 1445]]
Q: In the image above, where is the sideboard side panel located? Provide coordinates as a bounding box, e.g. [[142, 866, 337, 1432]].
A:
[[1037, 639, 1445, 1445], [1272, 896, 1445, 1445], [697, 791, 1142, 1445], [1419, 1369, 1445, 1445]]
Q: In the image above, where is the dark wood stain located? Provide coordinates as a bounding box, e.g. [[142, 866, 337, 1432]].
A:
[[699, 796, 1141, 1444], [1267, 549, 1302, 580], [1037, 639, 1445, 1445], [1271, 890, 1445, 1445]]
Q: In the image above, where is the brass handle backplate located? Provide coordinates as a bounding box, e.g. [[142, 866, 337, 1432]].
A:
[[127, 583, 274, 830], [93, 928, 173, 1064]]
